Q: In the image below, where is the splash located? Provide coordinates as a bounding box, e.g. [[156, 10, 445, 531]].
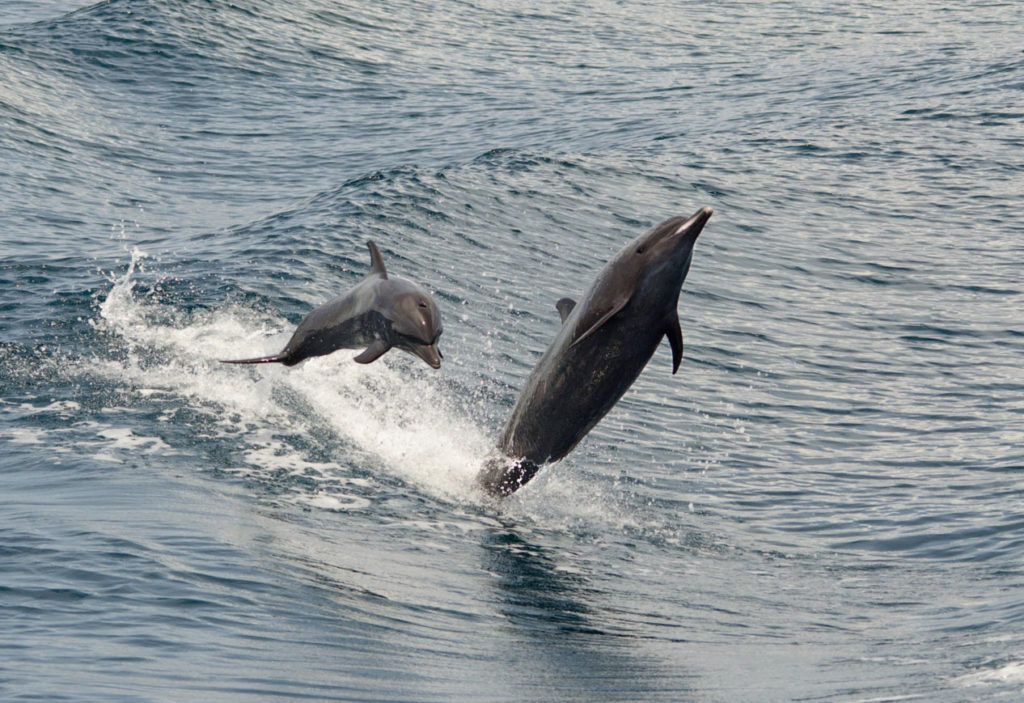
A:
[[955, 658, 1024, 691], [86, 249, 695, 541], [92, 249, 492, 504]]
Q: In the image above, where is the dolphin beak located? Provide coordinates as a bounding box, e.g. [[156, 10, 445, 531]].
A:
[[671, 206, 713, 243], [411, 343, 442, 369]]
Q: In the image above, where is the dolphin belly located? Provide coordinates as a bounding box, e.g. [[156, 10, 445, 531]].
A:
[[281, 312, 380, 364], [500, 308, 664, 466]]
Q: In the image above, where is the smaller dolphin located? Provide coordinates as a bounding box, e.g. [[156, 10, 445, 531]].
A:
[[478, 207, 712, 496], [221, 241, 443, 369]]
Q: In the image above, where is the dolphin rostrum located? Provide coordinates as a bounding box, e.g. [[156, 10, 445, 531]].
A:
[[478, 207, 712, 496], [221, 241, 443, 369]]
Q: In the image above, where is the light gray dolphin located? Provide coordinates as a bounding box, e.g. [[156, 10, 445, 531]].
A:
[[478, 207, 712, 496], [221, 241, 443, 369]]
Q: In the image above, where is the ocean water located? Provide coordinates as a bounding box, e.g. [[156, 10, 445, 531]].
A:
[[2, 0, 1023, 700]]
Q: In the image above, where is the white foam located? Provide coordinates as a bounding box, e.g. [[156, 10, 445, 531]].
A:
[[302, 491, 373, 512], [2, 417, 179, 467], [285, 355, 491, 499], [3, 427, 48, 445], [95, 425, 174, 454], [955, 660, 1024, 689], [33, 400, 83, 415], [90, 248, 491, 503]]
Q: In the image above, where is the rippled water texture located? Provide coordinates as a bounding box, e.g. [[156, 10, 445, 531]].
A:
[[2, 1, 1023, 700]]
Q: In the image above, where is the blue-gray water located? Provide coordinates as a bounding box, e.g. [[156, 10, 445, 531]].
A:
[[2, 1, 1023, 700]]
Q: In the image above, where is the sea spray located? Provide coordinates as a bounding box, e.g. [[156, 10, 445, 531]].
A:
[[92, 249, 490, 503]]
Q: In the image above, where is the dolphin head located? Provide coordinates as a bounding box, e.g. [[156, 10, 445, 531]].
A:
[[612, 206, 712, 305], [633, 206, 711, 280], [388, 281, 444, 369]]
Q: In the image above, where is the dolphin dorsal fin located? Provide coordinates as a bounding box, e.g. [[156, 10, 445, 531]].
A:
[[666, 315, 683, 374], [366, 241, 387, 279], [556, 298, 576, 324]]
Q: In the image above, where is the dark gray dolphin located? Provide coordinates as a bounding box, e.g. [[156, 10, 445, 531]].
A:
[[221, 241, 443, 369], [478, 207, 712, 496]]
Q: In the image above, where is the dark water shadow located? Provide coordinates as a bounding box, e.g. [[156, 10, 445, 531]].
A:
[[479, 523, 696, 702]]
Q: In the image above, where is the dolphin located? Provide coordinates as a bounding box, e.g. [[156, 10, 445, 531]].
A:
[[478, 206, 712, 496], [221, 241, 443, 369]]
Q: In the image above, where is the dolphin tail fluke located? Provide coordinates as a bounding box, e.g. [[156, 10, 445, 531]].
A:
[[477, 456, 541, 497], [219, 354, 287, 365]]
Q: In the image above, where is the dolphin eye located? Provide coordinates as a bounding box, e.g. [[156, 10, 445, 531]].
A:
[[636, 245, 646, 254]]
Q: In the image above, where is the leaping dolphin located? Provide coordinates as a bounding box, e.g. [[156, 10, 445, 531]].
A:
[[478, 207, 712, 496], [221, 241, 443, 369]]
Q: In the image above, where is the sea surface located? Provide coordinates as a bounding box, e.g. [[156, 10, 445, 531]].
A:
[[2, 1, 1023, 701]]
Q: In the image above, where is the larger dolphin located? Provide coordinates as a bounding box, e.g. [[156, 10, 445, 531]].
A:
[[478, 207, 712, 496], [221, 241, 443, 369]]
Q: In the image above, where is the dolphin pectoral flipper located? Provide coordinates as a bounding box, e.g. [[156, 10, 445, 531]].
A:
[[556, 298, 576, 323], [666, 316, 683, 374], [353, 339, 389, 364], [569, 294, 629, 349]]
